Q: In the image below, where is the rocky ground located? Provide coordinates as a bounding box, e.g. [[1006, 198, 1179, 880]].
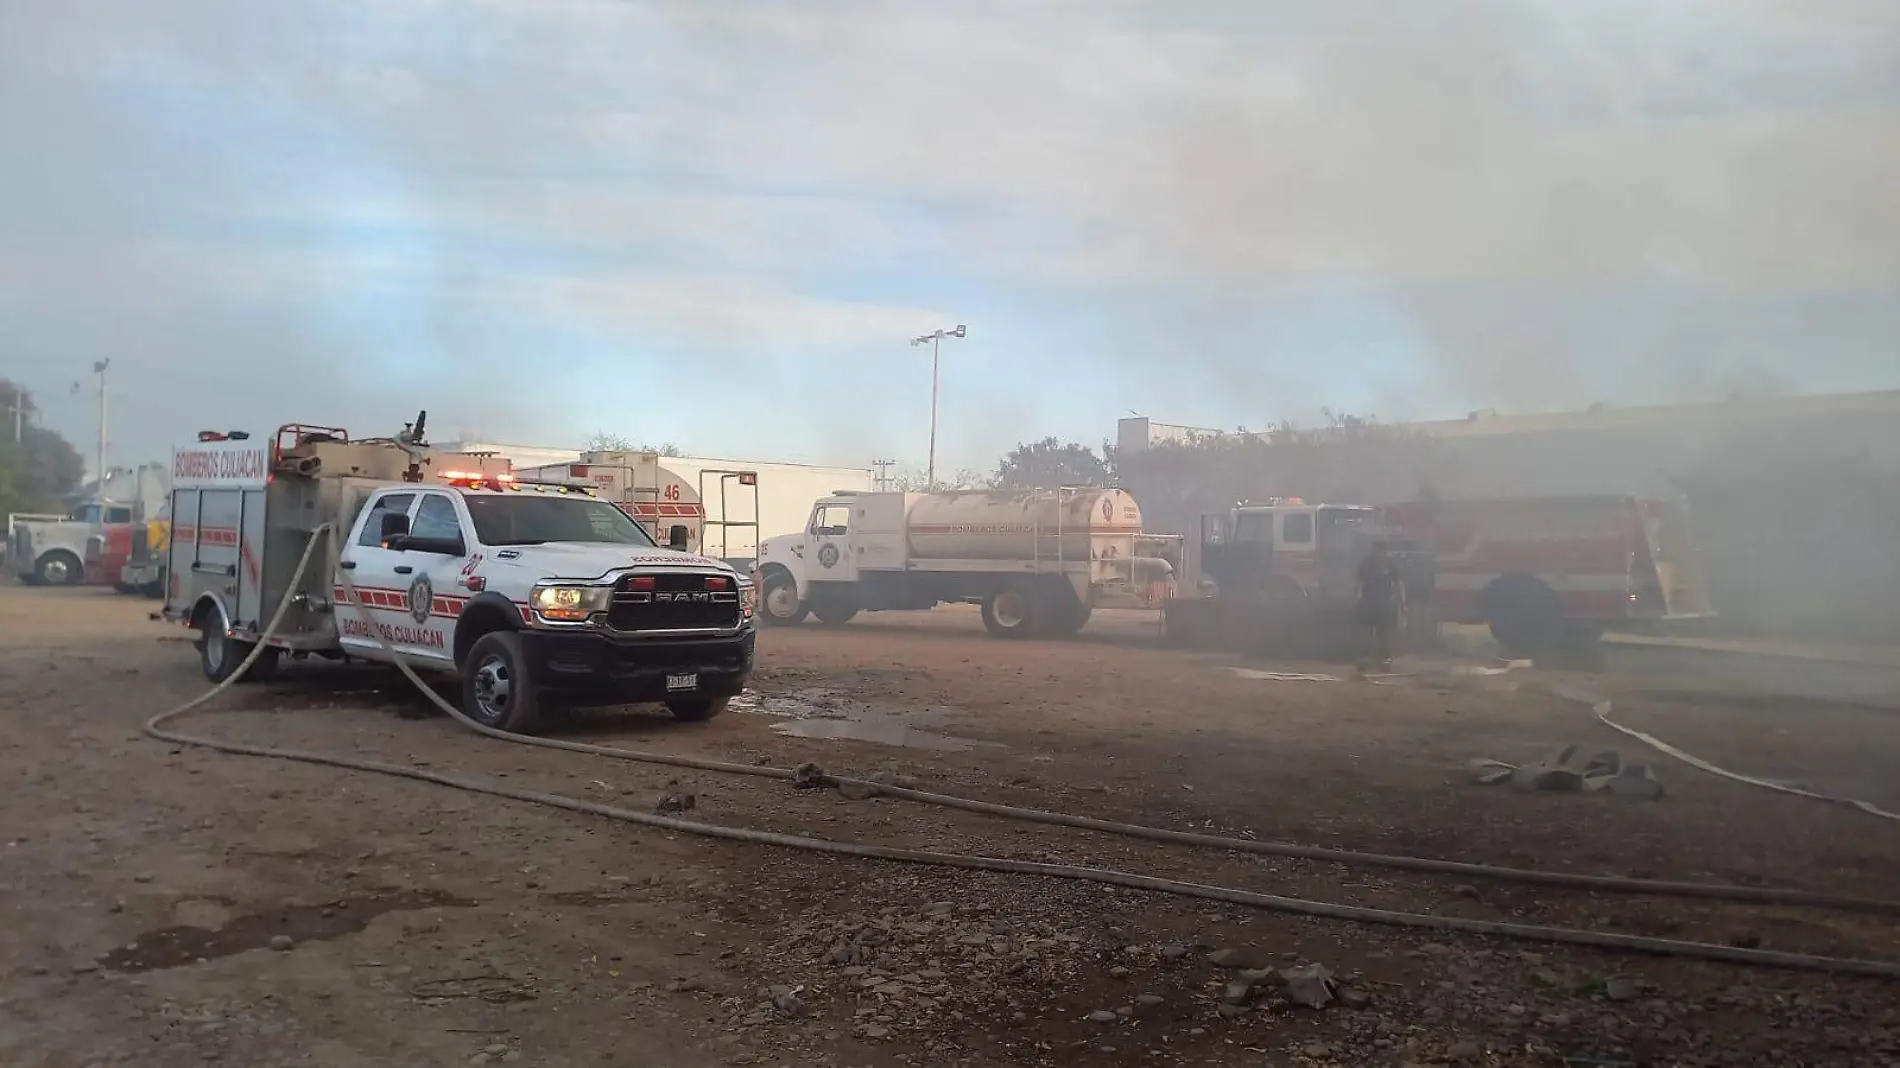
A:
[[3, 586, 1899, 1067]]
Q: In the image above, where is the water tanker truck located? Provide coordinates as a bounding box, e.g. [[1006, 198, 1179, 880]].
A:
[[753, 488, 1177, 638]]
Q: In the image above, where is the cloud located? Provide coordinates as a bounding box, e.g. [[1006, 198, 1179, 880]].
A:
[[1, 0, 1897, 470]]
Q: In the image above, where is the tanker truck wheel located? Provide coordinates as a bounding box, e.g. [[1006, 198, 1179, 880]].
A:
[[1040, 586, 1092, 638], [981, 581, 1044, 639], [758, 571, 808, 626], [810, 600, 859, 626]]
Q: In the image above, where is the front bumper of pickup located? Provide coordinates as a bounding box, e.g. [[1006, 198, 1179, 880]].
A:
[[518, 628, 754, 707]]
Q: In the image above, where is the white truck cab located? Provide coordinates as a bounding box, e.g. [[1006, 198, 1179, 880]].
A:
[[162, 419, 756, 733]]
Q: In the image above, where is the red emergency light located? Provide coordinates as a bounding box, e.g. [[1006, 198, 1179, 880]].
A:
[[705, 576, 730, 590], [570, 464, 590, 478], [737, 472, 758, 486], [627, 575, 656, 591]]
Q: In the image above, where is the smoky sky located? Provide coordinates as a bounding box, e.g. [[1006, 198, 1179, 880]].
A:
[[2, 0, 1896, 471]]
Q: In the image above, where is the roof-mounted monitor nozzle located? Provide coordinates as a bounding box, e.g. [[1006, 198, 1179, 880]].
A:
[[396, 409, 431, 482]]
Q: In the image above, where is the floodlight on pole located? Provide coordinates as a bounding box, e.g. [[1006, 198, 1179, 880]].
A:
[[908, 325, 966, 489]]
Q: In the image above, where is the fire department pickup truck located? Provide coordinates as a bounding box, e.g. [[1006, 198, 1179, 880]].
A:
[[161, 419, 756, 733]]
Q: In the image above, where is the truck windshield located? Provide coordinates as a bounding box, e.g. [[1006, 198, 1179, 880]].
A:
[[462, 496, 657, 547]]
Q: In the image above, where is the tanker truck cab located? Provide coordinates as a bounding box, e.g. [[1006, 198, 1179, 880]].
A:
[[334, 477, 756, 731]]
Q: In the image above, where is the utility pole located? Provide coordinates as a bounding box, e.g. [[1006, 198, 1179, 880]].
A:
[[93, 359, 110, 490], [908, 325, 966, 489], [3, 386, 26, 443], [871, 458, 897, 491]]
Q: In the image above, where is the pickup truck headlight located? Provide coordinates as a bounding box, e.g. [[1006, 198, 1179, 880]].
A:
[[739, 581, 757, 620], [530, 584, 610, 623]]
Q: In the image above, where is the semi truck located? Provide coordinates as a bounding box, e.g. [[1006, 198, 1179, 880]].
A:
[[159, 416, 757, 733], [753, 487, 1177, 639], [10, 499, 141, 586], [1163, 499, 1438, 658]]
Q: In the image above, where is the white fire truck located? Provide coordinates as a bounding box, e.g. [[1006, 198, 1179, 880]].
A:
[[753, 488, 1177, 639], [159, 415, 756, 732]]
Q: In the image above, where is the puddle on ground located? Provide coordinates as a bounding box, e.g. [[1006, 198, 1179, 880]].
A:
[[732, 686, 994, 751], [100, 888, 477, 972], [728, 687, 858, 720], [768, 717, 995, 752]]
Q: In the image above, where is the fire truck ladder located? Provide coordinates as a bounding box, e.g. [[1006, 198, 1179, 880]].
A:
[[695, 470, 761, 571]]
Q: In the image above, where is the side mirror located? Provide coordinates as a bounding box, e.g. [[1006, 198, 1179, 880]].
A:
[[406, 536, 465, 556], [379, 511, 411, 541], [667, 524, 689, 550]]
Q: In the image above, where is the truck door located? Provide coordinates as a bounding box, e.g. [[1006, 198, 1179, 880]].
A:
[[381, 492, 467, 663], [806, 501, 858, 586], [336, 490, 417, 658]]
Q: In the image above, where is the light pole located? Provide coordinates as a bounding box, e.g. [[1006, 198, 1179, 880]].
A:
[[909, 324, 965, 489], [93, 359, 110, 489]]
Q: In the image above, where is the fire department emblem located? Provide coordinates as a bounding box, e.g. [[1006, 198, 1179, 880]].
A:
[[407, 573, 434, 625], [1101, 498, 1113, 521], [818, 543, 840, 569]]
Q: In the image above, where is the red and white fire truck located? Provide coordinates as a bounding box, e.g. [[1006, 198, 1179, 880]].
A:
[[159, 415, 757, 733], [1379, 495, 1713, 657]]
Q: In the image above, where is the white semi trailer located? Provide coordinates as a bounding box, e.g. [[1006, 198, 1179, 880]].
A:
[[753, 488, 1177, 639]]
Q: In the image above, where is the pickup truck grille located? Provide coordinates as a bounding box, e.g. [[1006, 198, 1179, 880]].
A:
[[607, 572, 741, 632]]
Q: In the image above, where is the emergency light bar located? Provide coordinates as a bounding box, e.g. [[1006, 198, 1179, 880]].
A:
[[439, 470, 516, 483]]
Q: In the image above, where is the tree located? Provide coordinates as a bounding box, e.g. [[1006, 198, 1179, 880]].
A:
[[991, 437, 1110, 490], [1045, 410, 1451, 538], [887, 465, 984, 491], [0, 381, 84, 518], [584, 432, 683, 456]]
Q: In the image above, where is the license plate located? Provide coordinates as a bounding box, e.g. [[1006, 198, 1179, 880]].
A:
[[665, 673, 698, 692]]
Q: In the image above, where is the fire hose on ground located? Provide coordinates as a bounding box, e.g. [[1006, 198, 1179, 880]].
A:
[[143, 526, 1900, 979]]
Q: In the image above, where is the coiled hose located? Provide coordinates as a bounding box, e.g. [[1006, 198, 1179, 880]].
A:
[[144, 527, 1900, 978]]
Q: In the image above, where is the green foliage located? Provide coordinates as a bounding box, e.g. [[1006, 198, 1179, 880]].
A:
[[0, 382, 85, 518], [887, 466, 984, 491], [584, 432, 683, 457], [991, 437, 1110, 490], [1107, 411, 1451, 536]]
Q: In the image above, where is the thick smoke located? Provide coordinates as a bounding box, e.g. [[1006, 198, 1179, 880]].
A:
[[2, 0, 1895, 466]]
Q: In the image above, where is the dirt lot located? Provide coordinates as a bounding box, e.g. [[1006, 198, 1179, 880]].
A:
[[4, 586, 1900, 1068]]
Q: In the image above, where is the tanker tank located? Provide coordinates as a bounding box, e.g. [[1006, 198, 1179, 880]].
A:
[[902, 488, 1144, 562]]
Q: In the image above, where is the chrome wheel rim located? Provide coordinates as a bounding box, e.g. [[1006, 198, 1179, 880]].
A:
[[766, 583, 800, 620], [993, 590, 1026, 629], [473, 654, 512, 720]]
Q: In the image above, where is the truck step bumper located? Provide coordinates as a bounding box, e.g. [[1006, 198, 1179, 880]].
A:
[[519, 629, 755, 707]]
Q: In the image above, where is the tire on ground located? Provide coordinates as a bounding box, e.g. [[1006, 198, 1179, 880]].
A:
[[757, 570, 808, 627], [809, 599, 859, 626], [981, 580, 1043, 639], [1039, 582, 1092, 638], [197, 609, 280, 684], [1481, 573, 1565, 659], [36, 550, 82, 587], [667, 696, 730, 721], [461, 630, 542, 734]]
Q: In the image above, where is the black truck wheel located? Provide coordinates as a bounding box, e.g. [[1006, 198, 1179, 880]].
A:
[[1482, 574, 1564, 659], [809, 599, 859, 625], [198, 611, 279, 684], [758, 571, 808, 626], [981, 581, 1043, 639], [36, 550, 82, 587], [462, 631, 542, 734]]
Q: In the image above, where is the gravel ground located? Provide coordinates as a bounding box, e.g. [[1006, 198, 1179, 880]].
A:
[[3, 585, 1899, 1067]]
